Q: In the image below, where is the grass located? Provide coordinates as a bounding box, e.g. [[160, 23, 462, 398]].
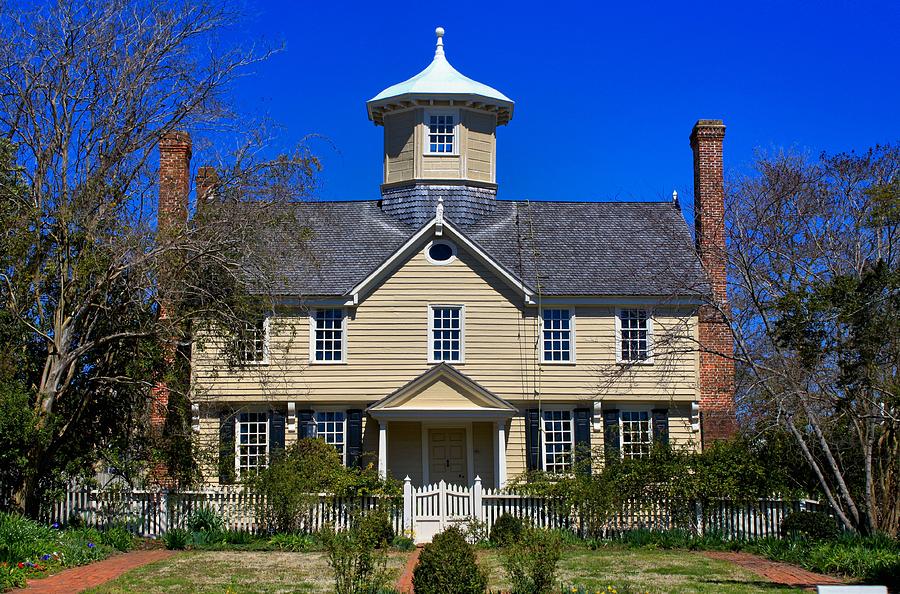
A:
[[83, 550, 410, 594], [478, 547, 805, 594]]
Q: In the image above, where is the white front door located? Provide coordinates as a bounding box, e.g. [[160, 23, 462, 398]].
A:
[[428, 428, 467, 485]]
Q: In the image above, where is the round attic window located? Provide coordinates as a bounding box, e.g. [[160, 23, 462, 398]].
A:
[[427, 240, 456, 264]]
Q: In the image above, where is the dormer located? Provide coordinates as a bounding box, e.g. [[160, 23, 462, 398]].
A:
[[367, 28, 515, 226]]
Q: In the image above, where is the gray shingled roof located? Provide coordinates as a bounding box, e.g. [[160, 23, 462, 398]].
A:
[[262, 199, 708, 298]]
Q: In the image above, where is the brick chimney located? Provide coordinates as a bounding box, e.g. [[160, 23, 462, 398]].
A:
[[158, 131, 192, 230], [152, 131, 191, 437], [690, 119, 737, 444]]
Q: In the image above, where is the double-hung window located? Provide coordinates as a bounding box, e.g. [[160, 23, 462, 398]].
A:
[[429, 305, 463, 362], [314, 411, 347, 464], [542, 308, 574, 362], [618, 309, 652, 363], [311, 308, 345, 363], [236, 411, 269, 476], [621, 410, 653, 459], [236, 317, 268, 364], [542, 409, 574, 473], [425, 111, 456, 154]]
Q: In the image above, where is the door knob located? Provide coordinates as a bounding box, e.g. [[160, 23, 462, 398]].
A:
[[445, 459, 450, 468]]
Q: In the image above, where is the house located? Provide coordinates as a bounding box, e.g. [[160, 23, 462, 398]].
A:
[[158, 28, 735, 489]]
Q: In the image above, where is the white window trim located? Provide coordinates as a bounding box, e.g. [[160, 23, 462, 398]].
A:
[[615, 308, 654, 365], [618, 406, 655, 460], [313, 408, 348, 465], [423, 108, 460, 156], [539, 307, 577, 365], [428, 304, 465, 364], [238, 316, 270, 366], [539, 406, 575, 473], [309, 308, 348, 365], [234, 409, 270, 480], [425, 239, 458, 265]]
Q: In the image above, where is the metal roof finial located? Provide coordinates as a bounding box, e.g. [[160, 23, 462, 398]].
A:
[[672, 190, 679, 207], [435, 196, 444, 236], [435, 27, 445, 58]]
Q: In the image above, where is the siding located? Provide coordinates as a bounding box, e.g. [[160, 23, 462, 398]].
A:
[[464, 110, 495, 183], [384, 111, 415, 184], [387, 421, 423, 483]]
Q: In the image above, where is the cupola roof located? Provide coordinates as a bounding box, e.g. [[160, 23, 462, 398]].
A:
[[367, 27, 514, 126]]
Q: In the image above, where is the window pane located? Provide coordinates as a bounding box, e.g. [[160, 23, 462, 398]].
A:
[[314, 309, 344, 362], [542, 410, 573, 473], [431, 306, 462, 361], [315, 411, 347, 462], [542, 309, 572, 362], [621, 410, 652, 459], [620, 310, 650, 362], [237, 412, 269, 476]]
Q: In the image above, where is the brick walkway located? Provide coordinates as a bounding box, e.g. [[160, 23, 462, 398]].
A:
[[396, 547, 422, 594], [21, 549, 176, 593], [703, 551, 844, 590]]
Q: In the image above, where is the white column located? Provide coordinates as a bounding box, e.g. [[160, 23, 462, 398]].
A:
[[378, 420, 388, 479], [403, 475, 414, 533], [473, 475, 484, 522], [495, 420, 508, 489]]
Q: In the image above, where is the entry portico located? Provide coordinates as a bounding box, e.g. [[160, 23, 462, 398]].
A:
[[368, 363, 516, 489]]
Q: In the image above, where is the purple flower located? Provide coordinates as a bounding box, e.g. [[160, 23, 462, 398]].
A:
[[41, 554, 50, 561], [87, 543, 95, 549], [51, 522, 59, 529]]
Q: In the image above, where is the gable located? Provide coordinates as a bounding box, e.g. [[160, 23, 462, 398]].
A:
[[391, 376, 496, 410]]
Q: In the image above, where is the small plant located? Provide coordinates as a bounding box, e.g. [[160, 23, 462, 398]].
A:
[[501, 527, 562, 594], [224, 529, 255, 545], [357, 509, 395, 548], [186, 506, 225, 534], [321, 518, 391, 594], [490, 513, 524, 547], [99, 525, 134, 552], [163, 528, 190, 550], [391, 534, 416, 551], [268, 532, 316, 552], [413, 526, 488, 594], [457, 516, 489, 546], [781, 510, 840, 541]]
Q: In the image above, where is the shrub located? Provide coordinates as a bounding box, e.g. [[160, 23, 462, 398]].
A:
[[186, 506, 224, 534], [413, 526, 487, 594], [781, 510, 840, 541], [99, 525, 134, 552], [500, 527, 562, 594], [224, 529, 255, 545], [321, 519, 391, 594], [163, 528, 190, 550], [268, 532, 316, 552], [391, 535, 415, 551], [357, 509, 395, 547], [0, 562, 27, 590], [489, 513, 523, 547]]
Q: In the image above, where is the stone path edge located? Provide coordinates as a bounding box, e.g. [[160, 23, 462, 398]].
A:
[[19, 549, 176, 594], [703, 551, 844, 591]]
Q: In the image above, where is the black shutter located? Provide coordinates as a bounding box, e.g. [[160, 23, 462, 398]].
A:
[[525, 409, 541, 471], [603, 408, 620, 460], [298, 409, 315, 438], [346, 409, 363, 468], [219, 409, 236, 484], [651, 408, 669, 446], [270, 409, 286, 454], [573, 408, 592, 475]]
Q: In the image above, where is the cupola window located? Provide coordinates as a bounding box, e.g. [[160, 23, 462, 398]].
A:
[[426, 111, 456, 154]]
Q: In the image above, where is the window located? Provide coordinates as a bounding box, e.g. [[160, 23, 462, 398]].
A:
[[426, 112, 455, 154], [426, 240, 456, 264], [311, 308, 345, 363], [618, 309, 652, 363], [236, 412, 268, 476], [542, 309, 573, 362], [315, 411, 347, 463], [621, 410, 653, 459], [236, 317, 268, 364], [429, 305, 463, 362], [542, 409, 573, 473]]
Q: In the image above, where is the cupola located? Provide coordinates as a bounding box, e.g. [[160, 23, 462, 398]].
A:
[[367, 28, 514, 225]]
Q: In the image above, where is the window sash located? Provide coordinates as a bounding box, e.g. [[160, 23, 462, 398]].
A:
[[315, 411, 347, 464], [620, 410, 653, 459], [237, 318, 267, 363], [236, 411, 269, 476], [542, 309, 573, 362], [618, 309, 651, 362], [312, 308, 345, 363], [542, 409, 574, 473], [430, 306, 463, 362]]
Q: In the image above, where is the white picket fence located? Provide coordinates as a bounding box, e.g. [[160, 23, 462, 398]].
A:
[[41, 476, 828, 543]]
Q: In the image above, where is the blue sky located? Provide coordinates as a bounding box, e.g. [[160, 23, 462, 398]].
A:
[[222, 0, 899, 203]]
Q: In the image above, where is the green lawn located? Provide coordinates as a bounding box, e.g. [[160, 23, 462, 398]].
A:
[[478, 548, 804, 594], [83, 550, 410, 594]]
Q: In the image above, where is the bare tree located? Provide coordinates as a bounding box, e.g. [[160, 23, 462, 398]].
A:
[[0, 0, 317, 514]]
